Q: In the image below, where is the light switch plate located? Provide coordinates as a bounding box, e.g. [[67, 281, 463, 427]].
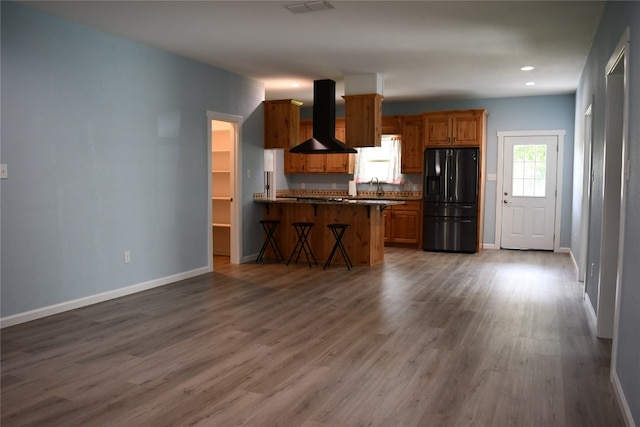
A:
[[487, 173, 497, 181], [0, 164, 7, 179]]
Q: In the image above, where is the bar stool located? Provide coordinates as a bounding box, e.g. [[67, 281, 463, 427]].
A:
[[324, 224, 353, 270], [287, 222, 317, 268], [256, 220, 284, 263]]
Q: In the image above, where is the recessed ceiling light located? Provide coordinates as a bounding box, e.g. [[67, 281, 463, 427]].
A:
[[525, 81, 536, 86], [520, 66, 535, 71]]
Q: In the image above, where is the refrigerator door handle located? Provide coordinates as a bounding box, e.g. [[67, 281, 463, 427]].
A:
[[443, 150, 450, 201]]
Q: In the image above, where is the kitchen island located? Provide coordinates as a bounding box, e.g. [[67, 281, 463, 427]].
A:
[[256, 197, 405, 266]]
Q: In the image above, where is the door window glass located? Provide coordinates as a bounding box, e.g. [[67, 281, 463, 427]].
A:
[[512, 144, 546, 197]]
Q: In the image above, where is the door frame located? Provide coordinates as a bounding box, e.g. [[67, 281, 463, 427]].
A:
[[207, 111, 243, 267], [579, 101, 594, 282], [607, 27, 629, 377], [495, 130, 565, 252]]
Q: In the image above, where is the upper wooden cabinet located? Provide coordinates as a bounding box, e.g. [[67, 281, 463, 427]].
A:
[[400, 115, 424, 174], [263, 99, 302, 149], [343, 94, 382, 147], [423, 109, 486, 147], [284, 119, 354, 174], [381, 115, 402, 135]]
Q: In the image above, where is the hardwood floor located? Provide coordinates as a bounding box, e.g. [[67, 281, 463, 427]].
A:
[[1, 248, 624, 426]]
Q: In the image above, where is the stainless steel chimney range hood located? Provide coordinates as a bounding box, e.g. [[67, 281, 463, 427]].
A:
[[289, 79, 357, 154]]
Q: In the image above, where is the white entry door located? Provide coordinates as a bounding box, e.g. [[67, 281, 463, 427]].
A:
[[501, 135, 558, 250]]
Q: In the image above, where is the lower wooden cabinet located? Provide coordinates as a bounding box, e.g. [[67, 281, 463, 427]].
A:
[[384, 200, 422, 247]]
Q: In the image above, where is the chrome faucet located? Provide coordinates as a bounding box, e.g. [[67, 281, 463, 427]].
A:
[[369, 177, 383, 196]]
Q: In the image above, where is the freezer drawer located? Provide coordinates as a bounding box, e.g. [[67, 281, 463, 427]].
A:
[[423, 216, 477, 253], [423, 203, 477, 218]]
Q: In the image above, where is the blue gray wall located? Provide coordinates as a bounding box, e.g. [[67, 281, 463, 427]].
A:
[[574, 1, 640, 423], [3, 3, 637, 421], [302, 94, 576, 248], [1, 2, 265, 317]]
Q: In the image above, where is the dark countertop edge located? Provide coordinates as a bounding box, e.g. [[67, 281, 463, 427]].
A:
[[255, 198, 406, 206]]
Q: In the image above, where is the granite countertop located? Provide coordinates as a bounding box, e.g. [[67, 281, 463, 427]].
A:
[[255, 197, 406, 207], [255, 190, 422, 204]]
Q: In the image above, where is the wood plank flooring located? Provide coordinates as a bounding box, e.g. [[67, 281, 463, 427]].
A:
[[1, 248, 625, 426]]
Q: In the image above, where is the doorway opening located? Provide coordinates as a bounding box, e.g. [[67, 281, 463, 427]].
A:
[[211, 120, 233, 259], [207, 112, 242, 269]]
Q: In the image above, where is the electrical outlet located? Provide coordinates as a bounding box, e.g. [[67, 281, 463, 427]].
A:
[[331, 183, 337, 189], [301, 182, 305, 189], [0, 164, 7, 179], [124, 251, 131, 264]]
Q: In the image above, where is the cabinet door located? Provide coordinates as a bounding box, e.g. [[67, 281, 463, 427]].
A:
[[326, 153, 354, 173], [330, 119, 353, 173], [284, 151, 305, 173], [451, 113, 481, 146], [284, 121, 311, 173], [344, 94, 382, 147], [392, 209, 420, 244], [300, 120, 313, 140], [264, 99, 301, 149], [382, 115, 402, 135], [305, 155, 326, 173], [424, 114, 451, 146], [401, 116, 424, 174], [334, 118, 346, 142]]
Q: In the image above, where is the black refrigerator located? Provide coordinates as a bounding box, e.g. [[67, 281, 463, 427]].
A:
[[423, 147, 479, 253]]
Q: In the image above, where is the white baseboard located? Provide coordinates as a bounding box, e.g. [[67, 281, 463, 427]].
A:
[[241, 252, 259, 264], [612, 368, 636, 427], [569, 248, 579, 270], [583, 293, 598, 336], [0, 266, 211, 329], [480, 244, 570, 253], [482, 243, 499, 250]]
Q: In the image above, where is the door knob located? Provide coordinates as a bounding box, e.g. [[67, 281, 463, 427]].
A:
[[503, 200, 508, 204], [504, 192, 509, 196]]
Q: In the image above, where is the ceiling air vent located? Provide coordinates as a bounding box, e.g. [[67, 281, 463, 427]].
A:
[[285, 1, 334, 14]]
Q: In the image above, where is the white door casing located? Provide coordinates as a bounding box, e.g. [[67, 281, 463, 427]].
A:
[[207, 111, 243, 268], [495, 131, 564, 251]]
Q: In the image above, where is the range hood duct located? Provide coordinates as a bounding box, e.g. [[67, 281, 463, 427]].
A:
[[289, 79, 357, 154]]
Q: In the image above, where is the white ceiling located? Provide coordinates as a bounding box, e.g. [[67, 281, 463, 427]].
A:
[[22, 1, 605, 105]]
